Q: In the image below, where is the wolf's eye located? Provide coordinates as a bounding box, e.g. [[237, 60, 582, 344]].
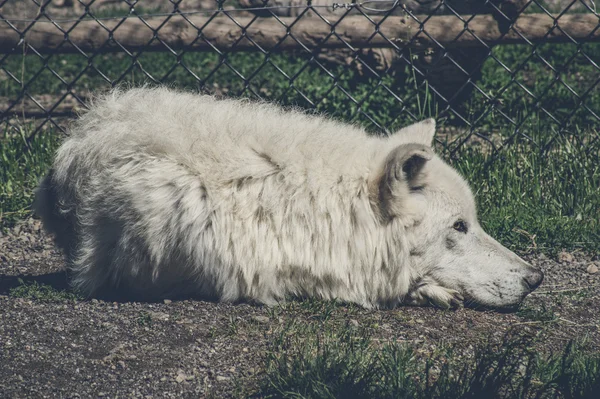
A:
[[453, 220, 468, 233]]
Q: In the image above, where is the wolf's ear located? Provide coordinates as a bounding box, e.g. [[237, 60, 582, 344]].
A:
[[369, 143, 433, 221], [395, 118, 436, 146]]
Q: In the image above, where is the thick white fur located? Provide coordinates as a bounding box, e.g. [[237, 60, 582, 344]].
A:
[[35, 87, 543, 309]]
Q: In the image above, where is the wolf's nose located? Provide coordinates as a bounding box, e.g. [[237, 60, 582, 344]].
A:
[[524, 268, 544, 290]]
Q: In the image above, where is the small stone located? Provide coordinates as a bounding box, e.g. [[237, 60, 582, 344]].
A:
[[558, 251, 575, 263], [252, 315, 269, 324], [175, 371, 186, 383], [148, 311, 169, 321], [416, 319, 424, 324], [349, 319, 359, 327], [587, 264, 598, 274], [216, 376, 229, 382], [163, 299, 172, 304]]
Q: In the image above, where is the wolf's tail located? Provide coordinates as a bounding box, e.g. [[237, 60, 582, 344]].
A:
[[33, 170, 76, 255]]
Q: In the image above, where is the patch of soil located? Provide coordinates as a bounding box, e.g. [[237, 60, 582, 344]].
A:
[[1, 218, 599, 397]]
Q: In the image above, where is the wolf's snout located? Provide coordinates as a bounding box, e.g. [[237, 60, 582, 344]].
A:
[[523, 267, 544, 290]]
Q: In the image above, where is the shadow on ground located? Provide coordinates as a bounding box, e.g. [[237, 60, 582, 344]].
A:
[[0, 271, 223, 304]]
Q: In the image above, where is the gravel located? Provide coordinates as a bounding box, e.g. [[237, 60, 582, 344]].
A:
[[1, 218, 599, 397]]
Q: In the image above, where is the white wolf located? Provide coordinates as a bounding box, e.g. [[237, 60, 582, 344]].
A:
[[34, 87, 543, 309]]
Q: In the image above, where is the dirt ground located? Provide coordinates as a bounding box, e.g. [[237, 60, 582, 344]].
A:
[[1, 217, 599, 398]]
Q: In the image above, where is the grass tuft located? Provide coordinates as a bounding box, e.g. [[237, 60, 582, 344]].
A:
[[137, 311, 153, 327], [9, 278, 82, 302], [0, 130, 62, 230], [257, 325, 600, 399], [516, 303, 557, 323]]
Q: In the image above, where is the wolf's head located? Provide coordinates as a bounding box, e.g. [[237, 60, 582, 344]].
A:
[[369, 119, 543, 310]]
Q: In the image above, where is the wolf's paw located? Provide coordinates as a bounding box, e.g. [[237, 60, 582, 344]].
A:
[[405, 284, 464, 309]]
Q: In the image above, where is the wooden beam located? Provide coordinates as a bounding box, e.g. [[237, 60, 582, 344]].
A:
[[0, 13, 599, 55]]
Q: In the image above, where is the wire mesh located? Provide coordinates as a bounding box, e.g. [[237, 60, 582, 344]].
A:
[[0, 0, 598, 156]]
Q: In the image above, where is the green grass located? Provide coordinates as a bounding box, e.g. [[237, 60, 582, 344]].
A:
[[9, 279, 82, 302], [0, 130, 61, 228], [516, 302, 557, 323], [2, 40, 598, 133], [256, 324, 600, 399], [137, 311, 153, 327], [0, 50, 424, 132], [453, 129, 600, 255]]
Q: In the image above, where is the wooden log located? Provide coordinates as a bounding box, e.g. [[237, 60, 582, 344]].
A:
[[0, 94, 87, 118], [0, 13, 599, 55]]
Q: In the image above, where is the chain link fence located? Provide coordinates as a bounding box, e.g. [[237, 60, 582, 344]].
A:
[[0, 0, 599, 156]]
